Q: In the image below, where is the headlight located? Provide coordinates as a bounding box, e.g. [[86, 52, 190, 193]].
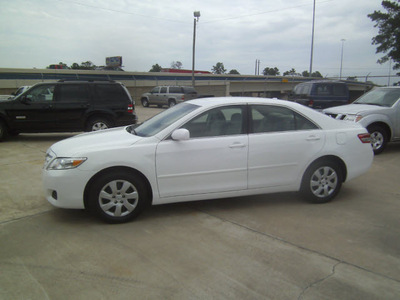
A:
[[47, 157, 87, 170], [343, 114, 363, 122]]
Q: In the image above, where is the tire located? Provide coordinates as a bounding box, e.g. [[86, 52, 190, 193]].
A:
[[168, 99, 176, 108], [141, 98, 149, 107], [367, 124, 388, 155], [86, 118, 112, 132], [88, 171, 148, 223], [0, 120, 8, 142], [301, 160, 343, 204]]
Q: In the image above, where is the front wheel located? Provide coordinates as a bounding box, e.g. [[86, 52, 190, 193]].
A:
[[88, 171, 148, 223], [367, 124, 388, 155], [0, 120, 8, 141], [301, 160, 343, 203], [86, 118, 111, 132]]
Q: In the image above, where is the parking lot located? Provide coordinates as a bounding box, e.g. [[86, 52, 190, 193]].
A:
[[1, 105, 400, 299]]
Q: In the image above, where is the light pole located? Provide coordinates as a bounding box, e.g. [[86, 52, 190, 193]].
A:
[[309, 0, 316, 76], [192, 11, 200, 87], [339, 39, 346, 80]]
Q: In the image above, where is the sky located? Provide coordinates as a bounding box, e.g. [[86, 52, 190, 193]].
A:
[[0, 0, 397, 85]]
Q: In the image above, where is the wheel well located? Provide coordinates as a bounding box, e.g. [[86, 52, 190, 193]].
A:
[[84, 114, 114, 129], [367, 122, 391, 140], [83, 166, 153, 209], [305, 155, 347, 183], [168, 98, 176, 103]]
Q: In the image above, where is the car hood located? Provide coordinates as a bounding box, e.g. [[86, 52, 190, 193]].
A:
[[324, 103, 386, 115], [49, 126, 143, 157]]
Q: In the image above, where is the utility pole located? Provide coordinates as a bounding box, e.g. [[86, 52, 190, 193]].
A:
[[192, 11, 200, 87], [309, 0, 316, 76]]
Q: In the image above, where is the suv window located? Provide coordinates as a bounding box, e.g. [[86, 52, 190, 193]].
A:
[[25, 84, 55, 102], [169, 87, 182, 93], [160, 87, 167, 93], [95, 84, 127, 102], [151, 87, 159, 93], [58, 84, 90, 102], [182, 87, 197, 94], [251, 105, 318, 133], [332, 84, 347, 96]]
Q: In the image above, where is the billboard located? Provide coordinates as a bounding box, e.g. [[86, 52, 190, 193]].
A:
[[106, 56, 122, 67]]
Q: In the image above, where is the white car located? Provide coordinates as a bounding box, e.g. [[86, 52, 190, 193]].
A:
[[43, 97, 373, 223], [324, 87, 400, 154]]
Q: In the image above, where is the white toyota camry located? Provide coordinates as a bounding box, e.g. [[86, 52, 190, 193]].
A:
[[43, 97, 373, 223]]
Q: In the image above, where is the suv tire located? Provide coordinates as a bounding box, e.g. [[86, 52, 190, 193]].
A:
[[367, 124, 388, 155], [168, 99, 176, 107], [141, 98, 149, 107], [0, 120, 8, 141], [86, 117, 112, 132]]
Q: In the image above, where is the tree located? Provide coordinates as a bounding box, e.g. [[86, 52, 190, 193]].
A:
[[368, 1, 400, 70], [228, 69, 240, 74], [149, 64, 162, 72], [283, 68, 298, 76], [302, 70, 323, 77], [263, 67, 280, 76], [170, 61, 182, 69], [70, 61, 96, 70], [212, 62, 226, 74]]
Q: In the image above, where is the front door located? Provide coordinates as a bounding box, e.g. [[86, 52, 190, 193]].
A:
[[156, 105, 248, 198], [7, 84, 56, 131]]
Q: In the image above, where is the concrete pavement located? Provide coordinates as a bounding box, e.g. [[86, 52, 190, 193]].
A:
[[1, 106, 400, 299]]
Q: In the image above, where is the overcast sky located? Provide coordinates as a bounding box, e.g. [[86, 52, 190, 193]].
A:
[[0, 0, 397, 85]]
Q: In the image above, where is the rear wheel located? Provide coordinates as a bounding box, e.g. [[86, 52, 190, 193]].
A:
[[168, 99, 176, 107], [86, 118, 112, 131], [88, 171, 148, 223], [367, 124, 388, 155], [141, 98, 149, 107], [301, 160, 343, 203]]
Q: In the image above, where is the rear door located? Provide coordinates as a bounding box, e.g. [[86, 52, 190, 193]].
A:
[[53, 83, 90, 130], [248, 104, 325, 189]]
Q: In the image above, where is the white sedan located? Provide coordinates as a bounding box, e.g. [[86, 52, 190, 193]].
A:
[[43, 97, 373, 223]]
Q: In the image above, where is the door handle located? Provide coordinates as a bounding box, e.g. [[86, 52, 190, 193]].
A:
[[229, 143, 246, 149], [306, 135, 321, 141]]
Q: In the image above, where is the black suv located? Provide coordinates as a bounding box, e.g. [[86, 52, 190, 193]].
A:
[[289, 80, 350, 110], [0, 80, 137, 141]]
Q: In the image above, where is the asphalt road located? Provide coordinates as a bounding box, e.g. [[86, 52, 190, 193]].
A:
[[1, 105, 400, 299]]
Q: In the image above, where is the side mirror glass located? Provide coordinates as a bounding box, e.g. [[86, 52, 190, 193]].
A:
[[171, 128, 190, 141]]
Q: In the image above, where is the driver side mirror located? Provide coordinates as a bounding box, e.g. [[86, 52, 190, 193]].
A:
[[171, 128, 190, 141]]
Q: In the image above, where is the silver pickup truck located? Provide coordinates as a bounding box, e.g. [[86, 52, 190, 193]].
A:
[[140, 86, 212, 108], [323, 86, 400, 154]]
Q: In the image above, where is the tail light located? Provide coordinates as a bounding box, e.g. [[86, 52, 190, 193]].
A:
[[181, 95, 185, 101], [308, 99, 314, 107], [127, 104, 133, 113], [358, 133, 371, 143]]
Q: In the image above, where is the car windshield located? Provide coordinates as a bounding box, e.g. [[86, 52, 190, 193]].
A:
[[131, 103, 199, 137], [354, 88, 400, 107]]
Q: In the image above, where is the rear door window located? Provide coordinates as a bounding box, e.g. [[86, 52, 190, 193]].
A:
[[169, 87, 182, 93], [95, 84, 128, 102], [57, 84, 90, 102]]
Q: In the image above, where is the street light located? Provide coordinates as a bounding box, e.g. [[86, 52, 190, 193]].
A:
[[192, 11, 200, 87], [309, 0, 316, 76], [339, 39, 346, 80]]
